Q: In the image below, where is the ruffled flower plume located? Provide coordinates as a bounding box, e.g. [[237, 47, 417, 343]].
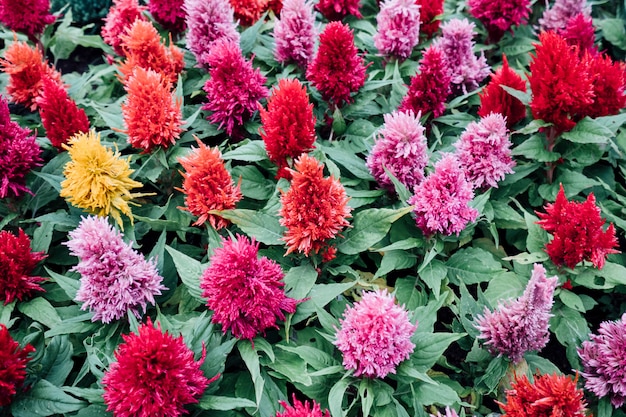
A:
[[103, 318, 212, 417], [398, 45, 452, 119], [0, 324, 34, 407], [408, 153, 478, 237], [433, 18, 491, 94], [430, 407, 459, 417], [467, 0, 530, 42], [315, 0, 361, 21], [101, 0, 148, 56], [36, 77, 90, 150], [415, 0, 444, 37], [366, 110, 428, 193], [585, 52, 626, 119], [0, 40, 63, 110], [373, 0, 421, 60], [200, 235, 299, 340], [122, 67, 182, 152], [306, 21, 367, 109], [184, 0, 239, 69], [539, 0, 590, 33], [202, 38, 269, 136], [277, 395, 331, 417], [230, 0, 269, 26], [454, 112, 515, 189], [561, 13, 597, 56], [177, 139, 242, 229], [0, 229, 46, 305], [536, 184, 619, 269], [259, 78, 316, 179], [0, 96, 42, 199], [335, 290, 417, 378], [0, 0, 55, 41], [478, 55, 527, 128], [578, 314, 626, 408], [65, 216, 166, 323], [60, 130, 148, 228], [273, 0, 317, 68], [148, 0, 186, 33], [280, 154, 351, 260], [475, 263, 558, 363]]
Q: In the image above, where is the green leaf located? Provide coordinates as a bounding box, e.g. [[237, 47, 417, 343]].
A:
[[512, 135, 560, 162], [338, 207, 413, 255], [215, 209, 284, 246], [484, 272, 525, 307], [502, 251, 549, 265], [412, 379, 460, 406], [383, 166, 412, 203], [198, 395, 257, 411], [18, 298, 62, 328], [283, 264, 318, 300], [598, 18, 626, 49], [46, 268, 80, 300], [445, 247, 506, 285], [559, 290, 586, 312], [411, 333, 464, 371], [328, 377, 351, 417], [477, 356, 509, 394], [231, 165, 274, 200], [418, 260, 447, 299], [11, 379, 86, 417], [374, 250, 417, 278], [595, 262, 626, 287], [222, 140, 268, 162], [551, 306, 590, 347], [238, 340, 264, 408], [165, 246, 205, 302], [39, 336, 73, 386], [500, 85, 530, 105], [320, 144, 372, 180], [538, 169, 600, 200], [561, 117, 612, 144], [292, 281, 355, 324], [525, 211, 548, 254]]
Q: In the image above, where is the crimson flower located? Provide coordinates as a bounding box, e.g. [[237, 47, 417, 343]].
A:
[[560, 13, 597, 57], [315, 0, 361, 21], [415, 0, 444, 37], [101, 0, 148, 56], [148, 0, 186, 33], [584, 52, 626, 119], [478, 55, 527, 128], [276, 395, 331, 417], [0, 0, 55, 41], [230, 0, 268, 26], [0, 229, 46, 305], [0, 324, 34, 407], [467, 0, 530, 42]]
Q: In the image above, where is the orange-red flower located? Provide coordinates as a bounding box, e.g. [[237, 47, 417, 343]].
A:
[[101, 0, 148, 56], [478, 55, 527, 128], [230, 0, 268, 26]]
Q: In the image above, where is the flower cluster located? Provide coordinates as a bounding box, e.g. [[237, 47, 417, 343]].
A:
[[315, 0, 361, 21], [101, 0, 148, 56], [539, 0, 590, 33], [467, 0, 530, 42], [478, 55, 527, 127], [273, 0, 317, 68], [373, 0, 421, 60], [0, 229, 46, 305], [561, 13, 597, 56], [277, 395, 331, 417], [0, 324, 34, 407], [0, 0, 55, 40], [148, 0, 186, 33], [230, 0, 268, 26]]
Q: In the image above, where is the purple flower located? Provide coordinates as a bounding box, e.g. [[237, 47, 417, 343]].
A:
[[408, 153, 478, 237], [366, 110, 428, 193], [430, 407, 460, 417], [335, 289, 417, 378], [274, 0, 317, 68], [578, 314, 626, 407], [373, 0, 421, 60], [454, 112, 515, 189], [475, 263, 558, 363], [65, 216, 166, 323], [539, 0, 590, 33]]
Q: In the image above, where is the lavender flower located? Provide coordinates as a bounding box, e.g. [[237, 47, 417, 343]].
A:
[[274, 0, 317, 68], [539, 0, 591, 33], [454, 112, 515, 189], [366, 110, 428, 193], [578, 314, 626, 407], [65, 216, 166, 323], [373, 0, 421, 60], [475, 263, 558, 363]]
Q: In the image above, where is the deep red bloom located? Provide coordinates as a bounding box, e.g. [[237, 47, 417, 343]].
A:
[[467, 0, 530, 42], [306, 21, 367, 109], [478, 55, 527, 128], [560, 13, 597, 57], [267, 0, 283, 14], [277, 395, 331, 417], [536, 184, 620, 269], [148, 0, 186, 33], [415, 0, 444, 37], [0, 229, 46, 305], [259, 78, 316, 179], [36, 77, 90, 149], [101, 0, 148, 56], [230, 0, 268, 26], [315, 0, 361, 21], [584, 52, 626, 119], [103, 318, 213, 417], [0, 0, 55, 40], [0, 324, 34, 407]]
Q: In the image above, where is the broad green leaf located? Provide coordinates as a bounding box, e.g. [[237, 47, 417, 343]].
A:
[[277, 344, 337, 370], [598, 18, 626, 49], [412, 379, 460, 406], [374, 250, 417, 278], [164, 246, 205, 302], [477, 356, 509, 394], [524, 211, 548, 254], [559, 290, 586, 312], [419, 260, 447, 299], [328, 377, 351, 417], [375, 238, 423, 252], [596, 262, 626, 287], [500, 85, 530, 105], [338, 207, 413, 255], [561, 117, 612, 144], [198, 395, 257, 411], [512, 135, 560, 162], [551, 306, 590, 347], [412, 333, 465, 371], [231, 165, 274, 200], [538, 169, 600, 200], [215, 209, 284, 246], [292, 281, 355, 324], [283, 264, 318, 300], [39, 336, 73, 386], [46, 268, 80, 300], [502, 251, 549, 265], [445, 247, 506, 285], [18, 298, 62, 329], [238, 340, 264, 407], [484, 272, 525, 307], [525, 354, 560, 375], [0, 301, 15, 327], [383, 166, 412, 203], [11, 379, 86, 417], [320, 144, 372, 180], [222, 140, 268, 162]]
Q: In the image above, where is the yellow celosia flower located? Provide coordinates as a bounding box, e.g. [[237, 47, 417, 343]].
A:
[[60, 130, 147, 228]]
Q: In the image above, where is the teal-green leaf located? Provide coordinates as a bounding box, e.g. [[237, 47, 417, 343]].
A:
[[477, 356, 509, 394], [222, 140, 268, 162], [46, 268, 80, 300], [561, 117, 612, 144], [215, 209, 284, 246], [11, 380, 86, 417], [374, 250, 417, 278], [17, 298, 62, 329], [445, 247, 506, 285], [198, 395, 257, 411], [411, 333, 465, 371], [165, 246, 205, 302], [39, 336, 73, 386], [292, 281, 355, 324], [283, 264, 318, 300]]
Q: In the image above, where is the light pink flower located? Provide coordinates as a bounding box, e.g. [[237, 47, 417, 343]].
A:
[[274, 0, 317, 68], [539, 0, 590, 33], [373, 0, 421, 60], [430, 407, 460, 417]]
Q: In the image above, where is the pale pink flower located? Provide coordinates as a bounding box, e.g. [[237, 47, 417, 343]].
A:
[[539, 0, 591, 33], [373, 0, 421, 60], [430, 407, 460, 417], [274, 0, 317, 68]]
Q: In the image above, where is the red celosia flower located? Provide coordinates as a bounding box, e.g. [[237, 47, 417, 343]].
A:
[[536, 184, 620, 269], [0, 40, 63, 111], [268, 0, 283, 14], [230, 0, 268, 26], [478, 55, 527, 128], [0, 0, 55, 41], [177, 138, 242, 229], [500, 373, 589, 417], [467, 0, 530, 42], [0, 229, 46, 305], [36, 77, 89, 149], [103, 318, 214, 417], [584, 52, 626, 119], [415, 0, 444, 37], [306, 21, 367, 109], [122, 67, 182, 152], [279, 154, 352, 260], [277, 395, 331, 417], [560, 13, 597, 57], [200, 234, 299, 340], [0, 324, 34, 407], [101, 0, 148, 56], [148, 0, 186, 33], [315, 0, 361, 20], [259, 78, 316, 179]]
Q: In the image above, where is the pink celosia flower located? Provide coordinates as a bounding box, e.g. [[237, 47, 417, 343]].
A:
[[315, 0, 361, 21], [101, 0, 148, 56], [148, 0, 186, 33], [478, 55, 527, 128], [202, 38, 269, 137], [103, 318, 214, 417], [373, 0, 421, 60], [65, 216, 166, 323], [430, 407, 460, 417], [578, 314, 626, 408], [0, 228, 46, 305], [560, 13, 597, 57], [408, 153, 478, 237], [433, 18, 491, 94], [415, 0, 443, 37], [335, 289, 417, 378], [475, 263, 558, 363], [200, 235, 299, 340], [276, 395, 331, 417], [184, 0, 239, 69], [0, 0, 55, 41], [306, 21, 367, 109], [0, 96, 42, 198], [539, 0, 590, 33], [0, 324, 34, 407], [454, 112, 515, 189], [467, 0, 530, 42], [273, 0, 317, 68], [366, 110, 428, 192]]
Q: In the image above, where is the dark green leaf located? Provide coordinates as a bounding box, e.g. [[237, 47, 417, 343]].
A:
[[11, 379, 86, 417], [411, 333, 464, 371], [165, 246, 205, 302], [338, 207, 413, 255], [445, 247, 506, 285], [216, 209, 284, 246]]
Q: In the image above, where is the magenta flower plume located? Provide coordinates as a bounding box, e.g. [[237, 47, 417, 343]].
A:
[[0, 229, 46, 305], [101, 0, 148, 56], [399, 45, 452, 119], [200, 235, 299, 340], [0, 0, 55, 41], [65, 216, 166, 323], [430, 407, 460, 417], [0, 324, 34, 407], [373, 0, 421, 60], [475, 263, 558, 363], [335, 289, 417, 378], [433, 18, 490, 94], [454, 113, 515, 189], [306, 21, 367, 109], [0, 96, 42, 199], [274, 0, 317, 68], [408, 153, 478, 237], [148, 0, 186, 33], [561, 13, 597, 57], [366, 110, 428, 193], [184, 0, 239, 69], [316, 0, 361, 21], [539, 0, 590, 33], [103, 318, 214, 417], [578, 314, 626, 407], [467, 0, 530, 42], [277, 395, 331, 417], [202, 38, 269, 137]]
